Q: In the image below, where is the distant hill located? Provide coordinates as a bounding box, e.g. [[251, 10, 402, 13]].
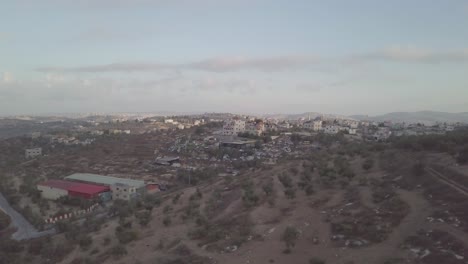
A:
[[263, 112, 349, 120], [350, 111, 468, 124]]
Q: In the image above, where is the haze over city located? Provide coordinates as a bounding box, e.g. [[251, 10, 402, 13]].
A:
[[1, 0, 467, 115]]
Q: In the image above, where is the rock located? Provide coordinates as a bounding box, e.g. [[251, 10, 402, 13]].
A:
[[312, 237, 320, 245], [420, 249, 431, 259], [225, 245, 238, 252]]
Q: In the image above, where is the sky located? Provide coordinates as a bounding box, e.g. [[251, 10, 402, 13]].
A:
[[1, 0, 468, 116]]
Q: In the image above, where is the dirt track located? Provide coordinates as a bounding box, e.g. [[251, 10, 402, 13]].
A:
[[427, 167, 468, 196], [0, 192, 55, 241]]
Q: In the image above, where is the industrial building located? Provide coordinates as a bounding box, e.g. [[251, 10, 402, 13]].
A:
[[37, 179, 110, 200], [64, 173, 146, 198]]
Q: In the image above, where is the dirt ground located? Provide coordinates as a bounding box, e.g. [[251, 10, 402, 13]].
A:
[[48, 153, 468, 264]]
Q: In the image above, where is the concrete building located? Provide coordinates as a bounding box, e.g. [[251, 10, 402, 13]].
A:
[[222, 119, 246, 136], [304, 120, 322, 131], [37, 179, 110, 200], [373, 128, 392, 141], [30, 132, 41, 139], [245, 120, 265, 136], [111, 183, 137, 201], [25, 148, 42, 159], [323, 126, 340, 134]]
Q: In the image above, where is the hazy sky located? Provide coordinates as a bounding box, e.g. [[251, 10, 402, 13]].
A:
[[1, 0, 468, 116]]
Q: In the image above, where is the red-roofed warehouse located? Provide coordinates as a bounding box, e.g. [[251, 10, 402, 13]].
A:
[[37, 179, 110, 200]]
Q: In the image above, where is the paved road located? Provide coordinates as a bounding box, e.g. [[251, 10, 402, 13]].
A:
[[0, 192, 55, 241]]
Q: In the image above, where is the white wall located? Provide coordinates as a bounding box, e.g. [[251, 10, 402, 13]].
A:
[[37, 186, 68, 200]]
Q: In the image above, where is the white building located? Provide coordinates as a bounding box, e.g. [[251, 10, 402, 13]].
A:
[[91, 130, 104, 136], [245, 121, 265, 136], [303, 121, 314, 130], [25, 148, 42, 159], [349, 121, 359, 129], [323, 126, 340, 134], [277, 122, 291, 130], [111, 183, 137, 201], [30, 132, 41, 139], [373, 128, 392, 141], [222, 119, 246, 136], [348, 128, 357, 135], [304, 120, 322, 132], [164, 119, 174, 124]]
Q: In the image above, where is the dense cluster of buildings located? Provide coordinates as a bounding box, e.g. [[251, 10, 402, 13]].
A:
[[164, 117, 205, 130], [218, 115, 464, 142]]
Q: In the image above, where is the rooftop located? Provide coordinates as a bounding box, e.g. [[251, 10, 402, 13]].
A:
[[38, 179, 109, 194], [65, 173, 146, 188]]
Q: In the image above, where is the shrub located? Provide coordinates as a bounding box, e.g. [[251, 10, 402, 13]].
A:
[[115, 228, 138, 244], [102, 236, 111, 246], [458, 147, 468, 164], [136, 210, 152, 227], [281, 226, 299, 252], [262, 181, 274, 196], [278, 174, 293, 188], [242, 181, 259, 207], [305, 185, 314, 196], [163, 205, 172, 214], [412, 161, 425, 176], [362, 158, 374, 171], [172, 193, 181, 204], [0, 210, 11, 230], [110, 245, 127, 257], [163, 216, 172, 227], [78, 235, 93, 250], [284, 188, 296, 199], [309, 257, 326, 264]]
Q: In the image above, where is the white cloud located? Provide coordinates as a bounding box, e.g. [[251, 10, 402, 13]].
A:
[[36, 55, 323, 73], [189, 55, 321, 72], [36, 47, 468, 75], [356, 46, 468, 64], [1, 72, 14, 83]]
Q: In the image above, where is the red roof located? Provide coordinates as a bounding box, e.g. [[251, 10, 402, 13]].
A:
[[38, 179, 109, 195]]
